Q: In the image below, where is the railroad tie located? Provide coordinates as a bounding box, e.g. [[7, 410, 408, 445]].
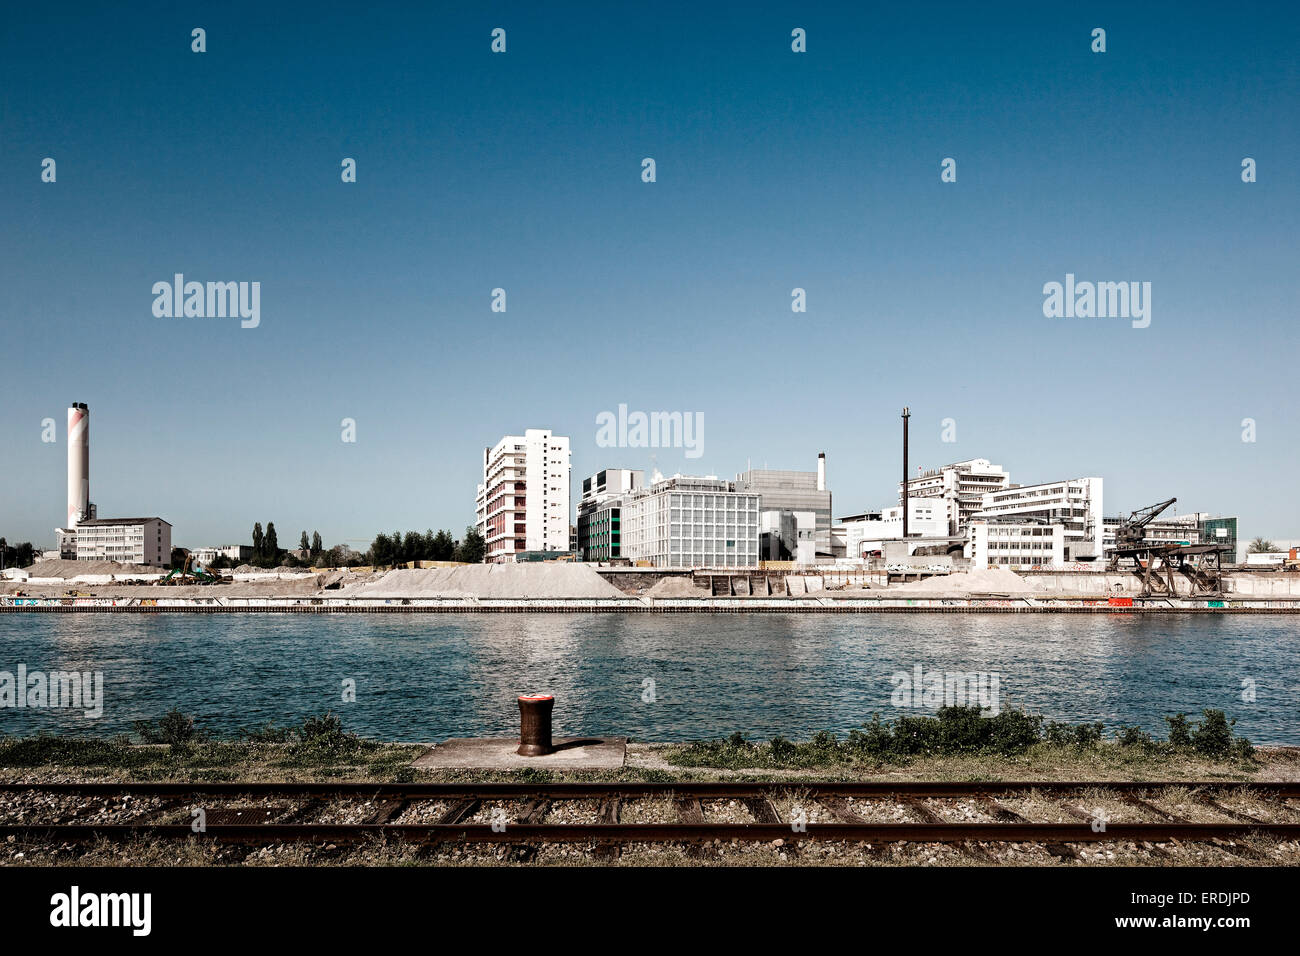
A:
[[1195, 793, 1267, 824], [816, 796, 886, 858], [509, 798, 551, 862], [975, 795, 1078, 861], [436, 798, 481, 825], [593, 797, 622, 861], [674, 797, 713, 858], [364, 799, 409, 826], [1059, 800, 1170, 860], [900, 796, 993, 863]]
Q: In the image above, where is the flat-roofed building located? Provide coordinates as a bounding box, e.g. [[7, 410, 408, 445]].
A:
[[74, 517, 172, 566], [621, 475, 760, 568], [970, 519, 1066, 570], [735, 453, 832, 555], [191, 545, 252, 566], [839, 499, 950, 561], [576, 469, 644, 562], [976, 477, 1103, 562]]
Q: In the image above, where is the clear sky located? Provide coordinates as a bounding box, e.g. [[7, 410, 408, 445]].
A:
[[2, 1, 1297, 551]]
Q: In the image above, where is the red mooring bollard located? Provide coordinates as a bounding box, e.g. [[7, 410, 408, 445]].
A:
[[517, 694, 555, 756]]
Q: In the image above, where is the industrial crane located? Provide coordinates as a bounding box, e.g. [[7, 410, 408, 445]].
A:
[[1107, 496, 1227, 597], [1109, 497, 1177, 560]]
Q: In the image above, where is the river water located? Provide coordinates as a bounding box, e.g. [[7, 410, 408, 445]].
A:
[[0, 614, 1295, 744]]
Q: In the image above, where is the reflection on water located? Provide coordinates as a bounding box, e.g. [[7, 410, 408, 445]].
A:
[[0, 614, 1295, 744]]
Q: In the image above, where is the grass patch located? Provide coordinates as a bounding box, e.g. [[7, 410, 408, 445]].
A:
[[0, 710, 423, 781], [664, 707, 1256, 771]]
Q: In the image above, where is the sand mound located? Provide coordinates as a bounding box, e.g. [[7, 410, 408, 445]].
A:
[[645, 575, 705, 598], [338, 563, 627, 599], [24, 559, 158, 578], [891, 567, 1039, 594]]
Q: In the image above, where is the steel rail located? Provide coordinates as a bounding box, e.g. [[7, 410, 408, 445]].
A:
[[2, 822, 1298, 845], [0, 781, 1296, 799]]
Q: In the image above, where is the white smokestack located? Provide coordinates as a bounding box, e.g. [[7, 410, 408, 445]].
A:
[[817, 452, 826, 492], [67, 403, 89, 528]]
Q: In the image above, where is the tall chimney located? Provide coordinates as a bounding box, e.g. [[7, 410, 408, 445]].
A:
[[816, 452, 826, 492], [67, 403, 89, 528], [901, 408, 910, 540]]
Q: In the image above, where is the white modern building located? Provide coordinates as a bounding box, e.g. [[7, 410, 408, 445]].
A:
[[969, 519, 1066, 570], [839, 499, 950, 560], [620, 475, 760, 568], [976, 477, 1103, 562], [476, 429, 571, 563], [191, 545, 252, 566], [901, 458, 1011, 534], [74, 517, 172, 567]]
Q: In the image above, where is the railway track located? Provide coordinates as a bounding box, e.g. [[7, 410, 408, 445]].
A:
[[2, 781, 1298, 859]]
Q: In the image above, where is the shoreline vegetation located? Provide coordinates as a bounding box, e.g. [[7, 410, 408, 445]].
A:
[[0, 707, 1285, 784]]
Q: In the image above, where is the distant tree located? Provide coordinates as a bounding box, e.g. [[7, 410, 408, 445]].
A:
[[402, 530, 422, 565], [431, 529, 456, 561], [367, 532, 392, 568], [1248, 537, 1277, 554], [456, 525, 485, 564], [169, 547, 188, 569], [0, 539, 33, 570], [210, 554, 233, 570], [299, 531, 310, 554], [264, 523, 279, 564], [311, 531, 322, 556], [252, 523, 264, 562]]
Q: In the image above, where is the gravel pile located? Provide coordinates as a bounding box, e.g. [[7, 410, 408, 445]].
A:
[[645, 576, 707, 598], [339, 564, 627, 600], [22, 559, 156, 578]]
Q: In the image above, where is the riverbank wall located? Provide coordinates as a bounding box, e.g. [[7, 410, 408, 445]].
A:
[[3, 594, 1299, 612]]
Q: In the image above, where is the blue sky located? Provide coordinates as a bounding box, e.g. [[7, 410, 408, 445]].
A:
[[2, 1, 1297, 550]]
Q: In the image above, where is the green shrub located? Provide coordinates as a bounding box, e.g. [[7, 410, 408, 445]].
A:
[[1115, 725, 1154, 749], [666, 706, 1255, 769], [1166, 713, 1192, 748], [134, 708, 205, 746], [1189, 709, 1250, 757]]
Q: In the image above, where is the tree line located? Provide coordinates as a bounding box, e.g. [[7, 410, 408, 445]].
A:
[[0, 538, 36, 570], [215, 522, 486, 569], [367, 526, 484, 567]]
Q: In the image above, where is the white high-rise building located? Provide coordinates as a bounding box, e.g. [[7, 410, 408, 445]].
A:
[[476, 429, 571, 563], [900, 458, 1011, 534]]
